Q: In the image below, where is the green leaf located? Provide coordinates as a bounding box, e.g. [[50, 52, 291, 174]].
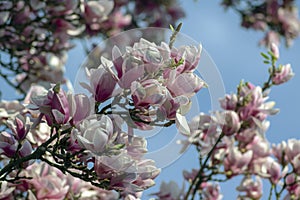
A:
[[263, 60, 270, 64], [113, 144, 125, 150], [169, 24, 175, 32], [53, 83, 61, 93], [260, 52, 269, 60]]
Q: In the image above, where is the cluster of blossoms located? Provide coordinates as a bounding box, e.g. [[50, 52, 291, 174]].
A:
[[221, 0, 300, 47], [0, 34, 206, 199], [152, 44, 296, 200], [82, 38, 205, 134], [0, 0, 185, 97]]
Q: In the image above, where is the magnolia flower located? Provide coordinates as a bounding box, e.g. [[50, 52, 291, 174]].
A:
[[65, 174, 119, 200], [82, 0, 114, 31], [224, 147, 253, 177], [219, 94, 238, 111], [67, 93, 91, 125], [237, 176, 263, 199], [272, 64, 294, 85], [6, 115, 30, 140], [171, 44, 202, 73], [30, 84, 70, 125], [0, 181, 15, 199], [246, 135, 270, 159], [24, 163, 70, 200], [158, 93, 189, 120], [237, 83, 278, 122], [81, 66, 117, 103], [215, 111, 240, 136], [0, 132, 18, 157], [151, 181, 184, 200], [131, 79, 167, 108], [18, 139, 33, 167], [285, 174, 300, 199], [285, 139, 300, 163], [167, 72, 205, 98], [272, 141, 289, 165], [0, 100, 26, 124], [203, 183, 223, 200], [72, 115, 114, 155], [260, 31, 280, 49], [263, 157, 287, 184]]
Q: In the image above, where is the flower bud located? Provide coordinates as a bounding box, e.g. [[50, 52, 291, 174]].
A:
[[270, 43, 280, 59], [0, 132, 17, 157]]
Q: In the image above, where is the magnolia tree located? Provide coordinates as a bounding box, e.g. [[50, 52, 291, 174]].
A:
[[0, 0, 299, 200], [221, 0, 300, 47]]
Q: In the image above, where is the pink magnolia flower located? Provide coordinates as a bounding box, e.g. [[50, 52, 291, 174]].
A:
[[26, 122, 51, 147], [252, 157, 284, 184], [18, 139, 33, 167], [278, 7, 300, 46], [183, 169, 199, 182], [224, 147, 253, 177], [0, 181, 15, 199], [167, 72, 205, 98], [119, 133, 148, 160], [215, 111, 240, 136], [170, 44, 202, 73], [82, 0, 114, 32], [132, 159, 160, 190], [0, 131, 18, 157], [272, 141, 289, 165], [219, 94, 238, 110], [285, 174, 300, 199], [151, 181, 184, 200], [0, 100, 26, 124], [95, 151, 136, 191], [186, 113, 220, 156], [158, 94, 188, 120], [46, 0, 78, 15], [246, 135, 270, 159], [30, 84, 70, 125], [260, 31, 280, 47], [237, 82, 278, 122], [203, 183, 223, 200], [101, 10, 132, 35], [266, 159, 283, 184], [67, 93, 91, 125], [292, 154, 300, 175], [24, 163, 70, 200], [95, 150, 159, 195], [237, 176, 263, 199], [285, 139, 300, 163], [7, 115, 30, 140], [72, 115, 115, 155], [131, 79, 167, 108], [65, 174, 119, 199], [284, 139, 300, 174], [81, 65, 117, 103], [272, 64, 294, 85]]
